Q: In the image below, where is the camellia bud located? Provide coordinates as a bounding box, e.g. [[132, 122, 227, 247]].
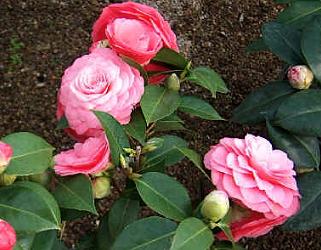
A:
[[29, 171, 50, 186], [0, 142, 13, 175], [142, 138, 164, 153], [201, 190, 229, 222], [287, 65, 314, 90], [92, 176, 111, 199], [0, 174, 16, 186], [0, 219, 16, 250], [166, 73, 180, 91]]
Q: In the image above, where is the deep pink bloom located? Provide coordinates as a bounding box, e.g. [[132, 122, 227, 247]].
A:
[[54, 133, 111, 176], [0, 219, 16, 250], [92, 2, 178, 65], [0, 142, 13, 169], [57, 48, 144, 140], [204, 134, 300, 240]]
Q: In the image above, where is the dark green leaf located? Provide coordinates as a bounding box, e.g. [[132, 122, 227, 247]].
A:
[[302, 16, 321, 83], [179, 96, 223, 120], [53, 175, 97, 215], [61, 208, 89, 221], [0, 181, 60, 233], [267, 121, 320, 169], [152, 48, 189, 70], [108, 198, 140, 240], [187, 67, 228, 97], [246, 38, 268, 53], [56, 116, 69, 130], [2, 132, 54, 176], [275, 90, 321, 136], [282, 171, 321, 231], [97, 215, 113, 250], [155, 114, 186, 132], [170, 217, 213, 250], [262, 22, 303, 64], [145, 135, 188, 168], [232, 81, 296, 124], [141, 85, 181, 125], [122, 57, 148, 84], [31, 230, 67, 250], [135, 172, 192, 221], [124, 110, 146, 145], [94, 111, 130, 166]]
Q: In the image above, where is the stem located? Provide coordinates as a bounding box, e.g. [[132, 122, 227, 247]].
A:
[[60, 221, 66, 240], [135, 146, 142, 172], [146, 123, 156, 138]]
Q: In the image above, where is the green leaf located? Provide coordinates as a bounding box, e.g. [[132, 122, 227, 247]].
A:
[[267, 121, 320, 169], [152, 48, 189, 70], [179, 96, 223, 120], [0, 181, 60, 233], [170, 217, 213, 250], [277, 2, 321, 29], [122, 57, 149, 84], [174, 147, 211, 181], [246, 38, 268, 53], [186, 67, 228, 97], [53, 175, 97, 215], [135, 172, 192, 221], [275, 90, 321, 136], [31, 230, 67, 250], [145, 135, 188, 168], [108, 198, 140, 240], [282, 171, 321, 231], [56, 116, 69, 130], [2, 132, 54, 176], [262, 22, 303, 64], [232, 81, 296, 124], [112, 216, 177, 250], [97, 215, 114, 250], [94, 111, 130, 166], [124, 110, 146, 145], [155, 114, 186, 132], [302, 16, 321, 83], [60, 208, 89, 221], [141, 85, 181, 125]]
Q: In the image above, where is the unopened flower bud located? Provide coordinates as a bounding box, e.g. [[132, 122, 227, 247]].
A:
[[142, 138, 164, 153], [97, 39, 109, 49], [0, 173, 16, 186], [29, 171, 50, 186], [201, 190, 229, 222], [0, 142, 13, 175], [92, 177, 111, 199], [166, 73, 180, 91], [0, 219, 16, 250], [287, 65, 314, 89], [120, 154, 129, 168]]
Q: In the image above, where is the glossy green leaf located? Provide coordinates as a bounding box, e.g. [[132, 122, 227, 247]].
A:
[[282, 171, 321, 231], [53, 175, 97, 215], [95, 111, 130, 166], [145, 135, 188, 169], [97, 215, 114, 250], [302, 16, 321, 83], [112, 216, 177, 250], [135, 172, 192, 221], [2, 132, 54, 176], [179, 96, 223, 120], [0, 181, 60, 233], [56, 116, 69, 130], [31, 230, 67, 250], [141, 85, 181, 125], [187, 67, 228, 97], [108, 198, 140, 240], [232, 81, 296, 124], [246, 38, 268, 53], [124, 110, 146, 145], [152, 48, 189, 70], [155, 114, 186, 132], [262, 22, 303, 64], [170, 217, 213, 250], [267, 121, 320, 169], [275, 90, 321, 136], [277, 2, 321, 28]]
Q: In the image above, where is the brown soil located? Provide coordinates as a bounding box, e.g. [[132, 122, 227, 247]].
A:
[[1, 0, 320, 249]]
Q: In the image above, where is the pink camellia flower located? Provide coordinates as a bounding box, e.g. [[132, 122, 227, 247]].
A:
[[0, 219, 16, 250], [57, 48, 144, 140], [54, 133, 111, 176], [204, 134, 300, 240], [0, 142, 13, 174], [92, 1, 178, 65]]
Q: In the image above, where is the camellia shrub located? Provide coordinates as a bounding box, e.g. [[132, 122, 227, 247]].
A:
[[233, 0, 321, 232], [0, 1, 306, 250]]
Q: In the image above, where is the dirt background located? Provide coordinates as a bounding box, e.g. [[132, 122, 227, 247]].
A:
[[1, 0, 320, 249]]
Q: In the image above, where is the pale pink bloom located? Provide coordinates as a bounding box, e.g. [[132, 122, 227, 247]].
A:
[[54, 133, 111, 176], [57, 48, 144, 140], [91, 2, 178, 65], [0, 219, 16, 250], [0, 142, 13, 169], [204, 134, 300, 240]]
